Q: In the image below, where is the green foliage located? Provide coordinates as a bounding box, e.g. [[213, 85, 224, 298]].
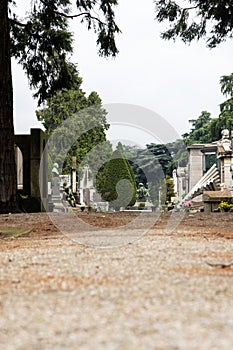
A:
[[217, 73, 233, 135], [36, 88, 112, 174], [78, 140, 113, 183], [160, 175, 175, 205], [47, 154, 54, 182], [218, 200, 233, 211], [154, 0, 233, 48], [112, 137, 195, 207], [182, 73, 233, 144], [167, 139, 189, 167], [9, 0, 120, 104], [96, 149, 137, 210], [76, 0, 120, 57], [182, 111, 213, 145], [125, 145, 167, 205], [145, 142, 187, 204], [113, 142, 185, 206], [138, 202, 146, 209], [220, 73, 233, 97]]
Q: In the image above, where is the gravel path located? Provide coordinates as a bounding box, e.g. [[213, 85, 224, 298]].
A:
[[0, 212, 233, 350]]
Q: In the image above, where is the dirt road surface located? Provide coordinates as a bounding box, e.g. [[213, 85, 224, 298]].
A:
[[0, 212, 233, 349]]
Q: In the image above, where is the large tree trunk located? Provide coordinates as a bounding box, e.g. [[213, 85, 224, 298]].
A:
[[0, 0, 18, 213]]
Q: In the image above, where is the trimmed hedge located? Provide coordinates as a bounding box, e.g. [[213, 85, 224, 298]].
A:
[[96, 150, 137, 210]]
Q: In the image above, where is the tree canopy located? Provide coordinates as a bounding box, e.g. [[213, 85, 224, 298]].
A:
[[182, 111, 213, 145], [36, 87, 112, 175], [183, 73, 233, 144], [154, 0, 233, 47], [9, 0, 120, 104]]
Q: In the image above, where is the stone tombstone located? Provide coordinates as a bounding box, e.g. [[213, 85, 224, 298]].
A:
[[52, 163, 60, 196], [79, 164, 95, 205], [15, 146, 23, 190], [187, 144, 206, 191], [51, 163, 65, 212]]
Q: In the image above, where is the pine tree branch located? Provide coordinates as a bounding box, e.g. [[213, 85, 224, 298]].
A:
[[39, 0, 106, 26], [182, 5, 199, 11], [55, 10, 106, 26]]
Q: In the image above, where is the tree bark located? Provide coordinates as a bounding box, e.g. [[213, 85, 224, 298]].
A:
[[0, 0, 18, 213]]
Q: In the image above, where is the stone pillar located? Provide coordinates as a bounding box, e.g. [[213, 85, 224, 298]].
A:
[[219, 156, 233, 189], [30, 129, 48, 211], [71, 156, 77, 194], [187, 144, 204, 191]]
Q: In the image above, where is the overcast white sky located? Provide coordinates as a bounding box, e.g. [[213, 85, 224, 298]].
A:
[[12, 0, 233, 145]]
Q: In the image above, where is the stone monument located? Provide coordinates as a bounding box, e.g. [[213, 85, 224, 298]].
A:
[[79, 164, 95, 206], [136, 183, 149, 202], [51, 163, 64, 212], [217, 129, 233, 189]]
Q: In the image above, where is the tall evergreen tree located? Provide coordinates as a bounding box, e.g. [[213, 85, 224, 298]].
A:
[[96, 149, 137, 210]]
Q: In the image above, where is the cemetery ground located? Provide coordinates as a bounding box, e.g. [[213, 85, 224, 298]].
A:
[[0, 211, 233, 349]]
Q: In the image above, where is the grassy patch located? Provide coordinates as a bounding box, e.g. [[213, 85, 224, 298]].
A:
[[0, 227, 33, 239]]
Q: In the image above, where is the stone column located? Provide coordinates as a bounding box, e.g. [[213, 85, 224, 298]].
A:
[[30, 129, 48, 211], [187, 144, 204, 191], [71, 156, 77, 194]]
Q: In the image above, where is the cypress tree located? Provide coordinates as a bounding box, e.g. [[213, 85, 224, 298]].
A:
[[96, 150, 137, 210]]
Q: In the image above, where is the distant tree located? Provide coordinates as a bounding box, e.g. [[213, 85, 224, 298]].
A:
[[146, 143, 175, 176], [96, 149, 137, 210], [166, 139, 189, 167], [182, 111, 212, 145], [154, 0, 233, 48], [129, 144, 175, 205], [180, 73, 233, 145], [209, 74, 233, 140], [115, 144, 147, 186], [220, 73, 233, 97], [110, 141, 188, 206], [214, 73, 233, 137]]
